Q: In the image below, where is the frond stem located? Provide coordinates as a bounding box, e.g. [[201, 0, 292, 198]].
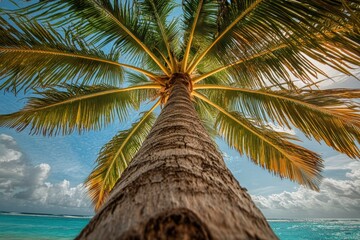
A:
[[156, 48, 174, 72], [181, 0, 203, 72], [193, 84, 358, 123], [29, 84, 161, 112], [192, 44, 286, 83], [192, 26, 353, 83], [1, 47, 159, 79], [147, 0, 176, 71]]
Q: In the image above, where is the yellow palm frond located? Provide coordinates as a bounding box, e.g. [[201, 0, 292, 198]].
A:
[[19, 0, 171, 76], [193, 91, 323, 189], [189, 1, 359, 87], [0, 14, 143, 92], [0, 84, 160, 135], [195, 85, 360, 158]]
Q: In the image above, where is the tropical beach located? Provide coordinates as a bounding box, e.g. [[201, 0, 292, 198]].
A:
[[0, 0, 360, 239]]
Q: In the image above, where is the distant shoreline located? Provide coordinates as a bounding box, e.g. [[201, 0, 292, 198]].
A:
[[1, 211, 359, 221], [0, 211, 93, 219]]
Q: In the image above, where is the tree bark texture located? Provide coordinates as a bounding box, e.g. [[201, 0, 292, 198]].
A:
[[77, 75, 278, 240]]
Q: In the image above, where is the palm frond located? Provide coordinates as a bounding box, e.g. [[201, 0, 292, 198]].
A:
[[181, 0, 218, 71], [193, 91, 322, 190], [193, 25, 359, 88], [193, 96, 218, 138], [189, 0, 360, 79], [126, 72, 152, 85], [195, 85, 360, 158], [0, 14, 129, 92], [17, 0, 170, 75], [85, 101, 159, 210], [0, 84, 160, 135], [166, 17, 184, 60], [187, 0, 263, 73], [138, 0, 177, 70]]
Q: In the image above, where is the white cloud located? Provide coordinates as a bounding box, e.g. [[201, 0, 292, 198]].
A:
[[324, 154, 359, 171], [252, 156, 360, 218], [0, 134, 91, 211], [0, 143, 22, 163], [0, 134, 16, 144]]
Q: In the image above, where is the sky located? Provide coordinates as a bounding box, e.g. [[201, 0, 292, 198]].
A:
[[0, 0, 360, 219]]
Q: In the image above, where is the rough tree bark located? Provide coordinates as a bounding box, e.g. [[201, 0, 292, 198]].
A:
[[77, 74, 277, 240]]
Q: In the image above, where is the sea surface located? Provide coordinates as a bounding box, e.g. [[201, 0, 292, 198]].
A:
[[0, 212, 359, 239]]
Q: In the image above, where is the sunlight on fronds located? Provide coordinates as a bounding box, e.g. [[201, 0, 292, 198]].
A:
[[195, 85, 360, 158], [193, 91, 323, 189], [190, 1, 359, 88], [187, 0, 263, 74], [0, 14, 125, 92], [16, 0, 171, 75], [0, 84, 160, 135]]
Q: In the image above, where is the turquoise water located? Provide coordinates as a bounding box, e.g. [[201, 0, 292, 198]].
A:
[[0, 212, 90, 240], [0, 212, 359, 239], [269, 219, 360, 240]]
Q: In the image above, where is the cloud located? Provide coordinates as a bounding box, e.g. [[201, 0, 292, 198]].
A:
[[0, 135, 21, 163], [252, 157, 360, 218], [0, 134, 16, 144], [324, 154, 358, 171], [0, 134, 91, 212]]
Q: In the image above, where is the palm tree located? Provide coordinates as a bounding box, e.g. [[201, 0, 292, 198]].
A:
[[1, 0, 360, 238]]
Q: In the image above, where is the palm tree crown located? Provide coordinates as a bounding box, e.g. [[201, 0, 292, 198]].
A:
[[1, 0, 360, 210]]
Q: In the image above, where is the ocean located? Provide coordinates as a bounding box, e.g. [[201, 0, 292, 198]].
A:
[[0, 212, 359, 239]]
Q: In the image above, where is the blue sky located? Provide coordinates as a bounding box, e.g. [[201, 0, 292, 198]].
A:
[[0, 0, 359, 218]]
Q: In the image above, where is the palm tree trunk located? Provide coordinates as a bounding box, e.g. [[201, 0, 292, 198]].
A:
[[76, 74, 277, 240]]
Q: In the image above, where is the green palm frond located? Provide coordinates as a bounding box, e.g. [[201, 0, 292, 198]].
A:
[[138, 0, 177, 70], [195, 85, 360, 158], [193, 91, 323, 190], [223, 1, 359, 63], [85, 102, 158, 210], [193, 96, 218, 138], [0, 84, 160, 135], [127, 72, 152, 85], [187, 0, 263, 73], [0, 14, 128, 92], [19, 0, 170, 75], [193, 41, 325, 88], [125, 72, 164, 103], [181, 0, 218, 71]]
